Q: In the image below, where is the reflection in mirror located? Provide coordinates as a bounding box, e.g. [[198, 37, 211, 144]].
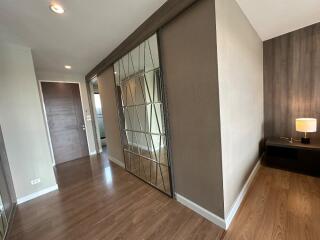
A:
[[0, 195, 7, 240], [0, 126, 15, 240], [114, 34, 172, 195]]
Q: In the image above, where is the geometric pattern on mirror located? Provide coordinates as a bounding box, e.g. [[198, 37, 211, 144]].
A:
[[114, 34, 172, 196]]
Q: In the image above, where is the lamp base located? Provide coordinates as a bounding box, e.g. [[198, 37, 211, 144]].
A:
[[301, 137, 310, 144]]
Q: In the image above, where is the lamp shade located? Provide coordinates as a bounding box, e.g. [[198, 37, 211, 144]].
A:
[[296, 118, 317, 133]]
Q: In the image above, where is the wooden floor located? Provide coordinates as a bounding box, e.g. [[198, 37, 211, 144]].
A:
[[8, 149, 320, 240], [8, 149, 223, 240], [223, 164, 320, 240]]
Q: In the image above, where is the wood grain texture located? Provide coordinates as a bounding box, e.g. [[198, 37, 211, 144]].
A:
[[8, 148, 224, 240], [41, 82, 89, 164], [85, 0, 199, 81], [223, 165, 320, 240], [264, 23, 320, 140]]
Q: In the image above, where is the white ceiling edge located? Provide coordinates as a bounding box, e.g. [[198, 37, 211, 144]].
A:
[[235, 0, 320, 41], [0, 0, 167, 74]]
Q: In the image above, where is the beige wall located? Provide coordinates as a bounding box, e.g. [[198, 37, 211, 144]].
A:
[[0, 43, 57, 199], [36, 71, 97, 156], [160, 0, 225, 217], [98, 67, 124, 164], [215, 0, 264, 215], [87, 0, 263, 222]]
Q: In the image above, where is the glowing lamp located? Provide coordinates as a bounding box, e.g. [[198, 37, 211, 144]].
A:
[[296, 118, 317, 144]]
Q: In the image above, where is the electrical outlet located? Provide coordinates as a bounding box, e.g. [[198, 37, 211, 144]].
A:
[[31, 178, 41, 185]]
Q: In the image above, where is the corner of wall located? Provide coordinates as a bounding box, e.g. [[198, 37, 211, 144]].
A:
[[214, 0, 264, 220], [0, 43, 57, 200]]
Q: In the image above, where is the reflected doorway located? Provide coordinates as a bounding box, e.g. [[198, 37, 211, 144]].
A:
[[89, 79, 107, 153]]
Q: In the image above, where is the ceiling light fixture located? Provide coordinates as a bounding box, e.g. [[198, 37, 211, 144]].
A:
[[65, 65, 71, 69], [50, 3, 64, 14]]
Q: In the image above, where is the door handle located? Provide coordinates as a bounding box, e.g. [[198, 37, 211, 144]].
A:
[[82, 125, 86, 131]]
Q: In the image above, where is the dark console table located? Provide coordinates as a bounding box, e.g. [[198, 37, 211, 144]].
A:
[[263, 137, 320, 176]]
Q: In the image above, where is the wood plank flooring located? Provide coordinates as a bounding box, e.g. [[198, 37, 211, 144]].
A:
[[7, 149, 320, 240], [7, 149, 223, 240], [223, 165, 320, 240]]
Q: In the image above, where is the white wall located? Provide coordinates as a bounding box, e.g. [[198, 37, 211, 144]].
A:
[[36, 71, 97, 156], [0, 43, 57, 199], [215, 0, 264, 216]]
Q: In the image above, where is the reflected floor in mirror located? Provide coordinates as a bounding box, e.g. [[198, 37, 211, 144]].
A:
[[123, 144, 171, 195], [8, 147, 224, 240]]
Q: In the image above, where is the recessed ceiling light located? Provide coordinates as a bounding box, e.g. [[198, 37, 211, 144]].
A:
[[65, 65, 71, 69], [50, 3, 64, 14]]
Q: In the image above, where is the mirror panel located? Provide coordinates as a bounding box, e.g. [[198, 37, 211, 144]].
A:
[[114, 34, 172, 196]]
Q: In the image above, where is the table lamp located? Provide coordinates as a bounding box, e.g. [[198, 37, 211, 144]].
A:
[[296, 118, 317, 144]]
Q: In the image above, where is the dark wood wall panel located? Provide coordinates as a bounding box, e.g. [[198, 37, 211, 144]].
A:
[[264, 23, 320, 140]]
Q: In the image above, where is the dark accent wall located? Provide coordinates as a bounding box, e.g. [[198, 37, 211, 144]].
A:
[[264, 23, 320, 140], [160, 0, 224, 217]]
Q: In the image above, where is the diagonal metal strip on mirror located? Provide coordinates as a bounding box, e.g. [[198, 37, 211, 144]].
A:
[[113, 33, 173, 196]]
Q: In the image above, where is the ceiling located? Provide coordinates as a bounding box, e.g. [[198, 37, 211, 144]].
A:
[[1, 0, 319, 75], [0, 0, 166, 74], [236, 0, 320, 40]]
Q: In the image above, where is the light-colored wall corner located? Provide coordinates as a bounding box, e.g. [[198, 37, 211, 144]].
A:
[[108, 156, 125, 168], [176, 193, 226, 229], [215, 0, 264, 215], [0, 43, 57, 200], [176, 159, 260, 230], [35, 70, 97, 157], [224, 159, 260, 228], [17, 184, 58, 205]]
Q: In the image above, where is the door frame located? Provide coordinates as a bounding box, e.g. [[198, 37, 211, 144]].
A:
[[86, 78, 103, 154], [38, 80, 91, 166]]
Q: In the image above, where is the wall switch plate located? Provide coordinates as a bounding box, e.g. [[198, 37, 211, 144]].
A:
[[31, 178, 41, 185]]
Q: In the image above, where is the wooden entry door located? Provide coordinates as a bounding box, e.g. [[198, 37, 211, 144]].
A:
[[41, 82, 89, 164]]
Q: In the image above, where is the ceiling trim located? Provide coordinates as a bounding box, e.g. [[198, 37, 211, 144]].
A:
[[85, 0, 199, 81]]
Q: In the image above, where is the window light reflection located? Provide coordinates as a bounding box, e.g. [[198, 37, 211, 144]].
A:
[[104, 166, 113, 185]]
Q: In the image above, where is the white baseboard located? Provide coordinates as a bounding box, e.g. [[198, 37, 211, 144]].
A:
[[176, 159, 261, 230], [108, 156, 125, 168], [17, 184, 59, 205], [90, 151, 97, 156], [225, 159, 261, 229], [175, 193, 226, 229]]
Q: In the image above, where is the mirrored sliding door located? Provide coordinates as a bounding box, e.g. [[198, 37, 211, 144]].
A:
[[113, 34, 172, 196], [0, 126, 15, 240], [0, 195, 7, 240]]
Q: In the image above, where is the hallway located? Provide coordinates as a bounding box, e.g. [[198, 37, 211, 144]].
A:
[[7, 149, 320, 240], [8, 150, 224, 240]]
